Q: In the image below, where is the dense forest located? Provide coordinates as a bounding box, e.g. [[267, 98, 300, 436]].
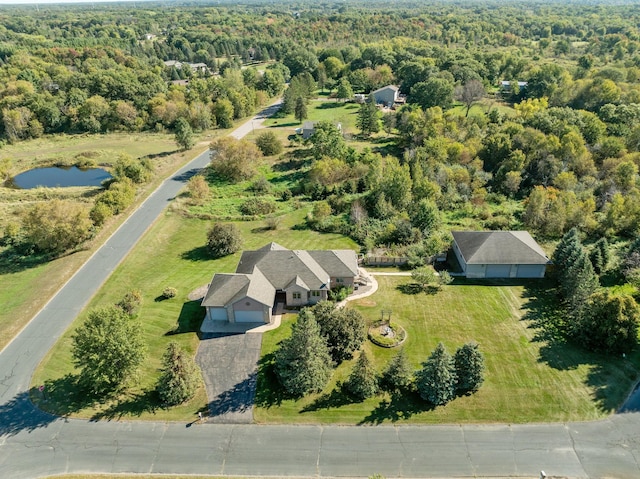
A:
[[3, 0, 640, 253]]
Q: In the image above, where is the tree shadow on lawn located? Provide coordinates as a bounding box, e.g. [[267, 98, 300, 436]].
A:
[[253, 352, 287, 408], [300, 383, 356, 413], [91, 389, 160, 421], [166, 300, 205, 335], [0, 247, 67, 275], [359, 391, 434, 425], [521, 282, 640, 413], [396, 283, 438, 295], [181, 245, 211, 262]]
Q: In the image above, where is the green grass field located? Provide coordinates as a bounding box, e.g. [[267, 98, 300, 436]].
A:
[[32, 208, 358, 421], [254, 276, 640, 424]]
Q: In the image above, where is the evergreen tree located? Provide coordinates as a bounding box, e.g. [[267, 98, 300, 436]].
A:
[[415, 342, 457, 405], [454, 342, 485, 393], [356, 95, 381, 136], [594, 237, 610, 272], [336, 78, 353, 102], [274, 310, 333, 396], [294, 96, 308, 123], [381, 348, 413, 392], [589, 247, 604, 276], [562, 250, 599, 311], [345, 351, 379, 400], [157, 342, 202, 406], [551, 227, 580, 280], [174, 117, 195, 150]]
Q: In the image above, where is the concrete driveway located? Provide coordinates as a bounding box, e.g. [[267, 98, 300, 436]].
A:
[[196, 332, 262, 423]]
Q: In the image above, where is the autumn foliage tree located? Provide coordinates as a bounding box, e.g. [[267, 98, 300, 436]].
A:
[[209, 137, 262, 182]]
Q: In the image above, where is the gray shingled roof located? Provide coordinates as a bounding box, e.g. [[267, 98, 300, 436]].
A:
[[236, 249, 330, 290], [308, 250, 359, 277], [201, 267, 275, 308], [452, 231, 549, 265]]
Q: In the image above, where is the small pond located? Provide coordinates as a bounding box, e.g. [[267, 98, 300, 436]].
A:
[[7, 166, 112, 189]]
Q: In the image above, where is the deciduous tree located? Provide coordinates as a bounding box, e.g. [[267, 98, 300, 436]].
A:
[[312, 302, 366, 363], [206, 223, 242, 258], [455, 79, 486, 117], [72, 305, 146, 395], [175, 117, 195, 150], [209, 136, 262, 182]]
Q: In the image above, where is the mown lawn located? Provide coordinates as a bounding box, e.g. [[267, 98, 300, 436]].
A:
[[32, 208, 358, 421], [254, 276, 640, 424]]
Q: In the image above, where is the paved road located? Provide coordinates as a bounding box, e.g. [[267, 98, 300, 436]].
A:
[[2, 99, 640, 478]]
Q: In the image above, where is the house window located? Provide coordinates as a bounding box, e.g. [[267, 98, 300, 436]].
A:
[[293, 292, 301, 299], [336, 278, 344, 283], [311, 291, 321, 297]]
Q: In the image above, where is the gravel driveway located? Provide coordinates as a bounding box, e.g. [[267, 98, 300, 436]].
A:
[[196, 332, 263, 423]]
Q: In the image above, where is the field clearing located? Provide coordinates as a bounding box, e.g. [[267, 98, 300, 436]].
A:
[[254, 276, 640, 424], [32, 208, 358, 421]]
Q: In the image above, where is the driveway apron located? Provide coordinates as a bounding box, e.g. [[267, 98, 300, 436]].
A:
[[196, 332, 262, 423]]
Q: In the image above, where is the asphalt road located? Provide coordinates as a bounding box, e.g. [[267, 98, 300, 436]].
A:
[[1, 100, 640, 478]]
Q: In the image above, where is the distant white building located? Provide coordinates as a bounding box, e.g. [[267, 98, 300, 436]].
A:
[[372, 85, 399, 107]]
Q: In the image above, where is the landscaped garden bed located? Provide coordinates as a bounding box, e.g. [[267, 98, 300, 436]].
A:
[[368, 319, 407, 348]]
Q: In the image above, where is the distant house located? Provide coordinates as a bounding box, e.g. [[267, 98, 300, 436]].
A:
[[372, 85, 399, 107], [451, 231, 550, 279], [201, 242, 359, 328], [164, 60, 183, 69], [144, 33, 157, 41], [163, 60, 210, 74], [302, 121, 316, 139], [500, 81, 528, 92]]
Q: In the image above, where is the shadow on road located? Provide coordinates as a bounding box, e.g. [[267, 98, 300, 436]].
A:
[[0, 390, 58, 437]]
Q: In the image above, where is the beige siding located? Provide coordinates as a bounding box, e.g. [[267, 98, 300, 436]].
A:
[[330, 277, 355, 288], [286, 287, 309, 307], [232, 298, 270, 323]]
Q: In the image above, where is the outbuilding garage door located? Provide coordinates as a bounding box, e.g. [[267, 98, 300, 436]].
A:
[[234, 310, 264, 323], [516, 264, 544, 278], [485, 264, 512, 278], [209, 307, 227, 321]]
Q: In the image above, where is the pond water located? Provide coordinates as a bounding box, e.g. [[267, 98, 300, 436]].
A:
[[8, 166, 112, 189]]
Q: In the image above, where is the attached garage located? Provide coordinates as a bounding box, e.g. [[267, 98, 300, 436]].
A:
[[208, 307, 228, 321], [452, 231, 550, 279], [233, 310, 265, 323]]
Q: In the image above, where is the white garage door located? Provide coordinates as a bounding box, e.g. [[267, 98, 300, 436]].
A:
[[234, 310, 264, 323], [209, 307, 227, 321], [485, 264, 512, 278], [516, 264, 544, 278]]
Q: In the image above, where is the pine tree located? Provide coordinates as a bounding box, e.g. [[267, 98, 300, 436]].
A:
[[589, 247, 604, 276], [563, 250, 599, 310], [345, 351, 379, 400], [274, 310, 333, 396], [356, 95, 381, 137], [454, 342, 485, 393], [381, 348, 413, 392], [552, 227, 580, 281], [294, 96, 308, 123], [157, 342, 202, 406], [415, 342, 457, 405], [595, 237, 610, 272]]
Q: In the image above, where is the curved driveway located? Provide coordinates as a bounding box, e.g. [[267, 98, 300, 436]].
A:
[[1, 101, 640, 478]]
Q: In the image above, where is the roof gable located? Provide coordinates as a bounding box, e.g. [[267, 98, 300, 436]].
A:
[[452, 231, 549, 265]]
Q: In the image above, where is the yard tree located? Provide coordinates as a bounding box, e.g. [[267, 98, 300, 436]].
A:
[[209, 136, 262, 182], [72, 305, 146, 395], [455, 79, 486, 117], [312, 301, 366, 363], [116, 289, 143, 316], [255, 131, 283, 156], [410, 77, 454, 110], [382, 111, 397, 135], [438, 271, 453, 288], [411, 266, 437, 290], [274, 309, 333, 396], [294, 96, 308, 124], [336, 78, 353, 102], [206, 222, 242, 258], [380, 348, 413, 392], [345, 351, 379, 400], [174, 117, 195, 150], [157, 342, 202, 406], [552, 228, 581, 281], [561, 248, 599, 310], [309, 121, 347, 160], [410, 199, 441, 237], [415, 342, 457, 405], [454, 342, 485, 393], [574, 290, 640, 353], [22, 199, 93, 255], [356, 95, 381, 137], [213, 98, 234, 129]]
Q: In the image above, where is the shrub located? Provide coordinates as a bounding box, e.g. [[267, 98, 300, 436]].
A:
[[206, 223, 242, 258], [255, 131, 283, 156], [162, 287, 178, 299], [264, 217, 281, 230], [240, 198, 276, 216], [90, 202, 113, 226], [95, 179, 136, 215], [116, 289, 143, 316], [248, 176, 272, 195], [22, 199, 93, 254], [187, 175, 210, 202], [113, 153, 152, 184]]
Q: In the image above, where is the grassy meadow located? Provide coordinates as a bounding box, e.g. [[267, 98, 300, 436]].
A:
[[254, 276, 640, 425]]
